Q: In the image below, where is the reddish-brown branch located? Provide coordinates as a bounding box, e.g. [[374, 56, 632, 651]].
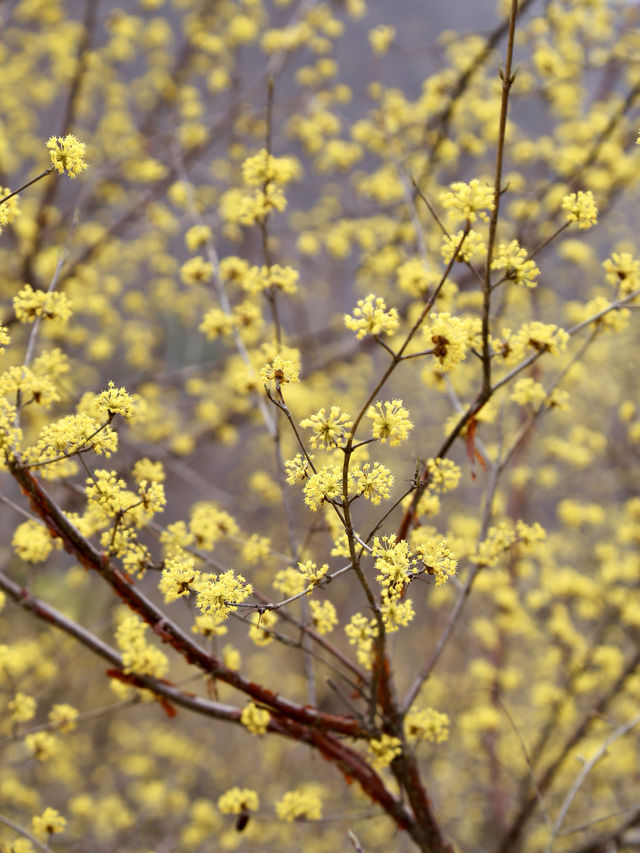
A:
[[8, 459, 365, 740]]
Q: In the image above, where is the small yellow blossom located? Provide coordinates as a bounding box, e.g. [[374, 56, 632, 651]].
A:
[[0, 186, 20, 231], [192, 612, 228, 638], [603, 252, 640, 296], [12, 520, 54, 563], [240, 701, 270, 734], [405, 707, 450, 743], [366, 399, 413, 446], [47, 134, 88, 177], [440, 179, 494, 226], [298, 560, 329, 585], [196, 570, 252, 618], [426, 458, 461, 494], [373, 535, 412, 593], [381, 592, 415, 631], [199, 307, 236, 339], [184, 224, 212, 251], [241, 149, 302, 187], [396, 258, 435, 296], [510, 377, 549, 407], [275, 787, 323, 821], [159, 558, 201, 603], [441, 228, 487, 263], [354, 462, 394, 504], [309, 600, 338, 634], [369, 25, 395, 55], [425, 313, 469, 372], [48, 703, 78, 732], [506, 322, 569, 364], [181, 256, 214, 285], [344, 294, 399, 339], [132, 458, 165, 484], [416, 538, 457, 585], [25, 731, 60, 761], [115, 615, 169, 678], [260, 355, 299, 385], [300, 406, 352, 448], [562, 190, 598, 229], [13, 284, 72, 323], [284, 453, 313, 484], [218, 787, 259, 815], [9, 692, 37, 723], [273, 567, 306, 597], [32, 807, 66, 841], [303, 464, 344, 511], [345, 612, 377, 669], [491, 239, 540, 288], [96, 381, 136, 419], [368, 733, 402, 768]]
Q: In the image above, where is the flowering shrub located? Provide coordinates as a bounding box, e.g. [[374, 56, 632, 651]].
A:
[[1, 1, 640, 852]]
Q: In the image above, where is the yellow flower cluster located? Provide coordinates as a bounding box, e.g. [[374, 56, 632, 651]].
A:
[[426, 458, 461, 493], [32, 807, 67, 841], [96, 381, 136, 419], [260, 355, 300, 385], [603, 252, 640, 296], [240, 701, 270, 735], [12, 519, 55, 564], [345, 612, 378, 669], [13, 284, 72, 323], [425, 312, 470, 372], [275, 786, 323, 821], [303, 464, 344, 510], [31, 806, 67, 842], [504, 322, 570, 364], [354, 461, 394, 504], [309, 599, 338, 634], [405, 707, 450, 743], [396, 258, 437, 296], [115, 615, 169, 678], [241, 149, 302, 187], [180, 256, 214, 285], [561, 190, 598, 229], [344, 293, 399, 339], [381, 592, 415, 631], [46, 134, 88, 178], [368, 733, 402, 769], [441, 228, 487, 263], [218, 787, 259, 815], [298, 559, 329, 585], [300, 406, 352, 448], [368, 24, 395, 55], [234, 148, 301, 226], [159, 558, 201, 604], [0, 364, 60, 408], [24, 413, 118, 473], [273, 567, 306, 597], [366, 399, 413, 446], [284, 452, 313, 484], [196, 569, 253, 618], [0, 186, 20, 231], [416, 538, 457, 585], [491, 239, 540, 288], [373, 535, 412, 593], [9, 691, 36, 723], [440, 179, 495, 226]]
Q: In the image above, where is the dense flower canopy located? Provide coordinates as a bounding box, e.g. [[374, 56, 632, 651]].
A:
[[0, 1, 640, 852]]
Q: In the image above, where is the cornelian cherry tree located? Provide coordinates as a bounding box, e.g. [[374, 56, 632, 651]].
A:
[[1, 1, 640, 851]]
